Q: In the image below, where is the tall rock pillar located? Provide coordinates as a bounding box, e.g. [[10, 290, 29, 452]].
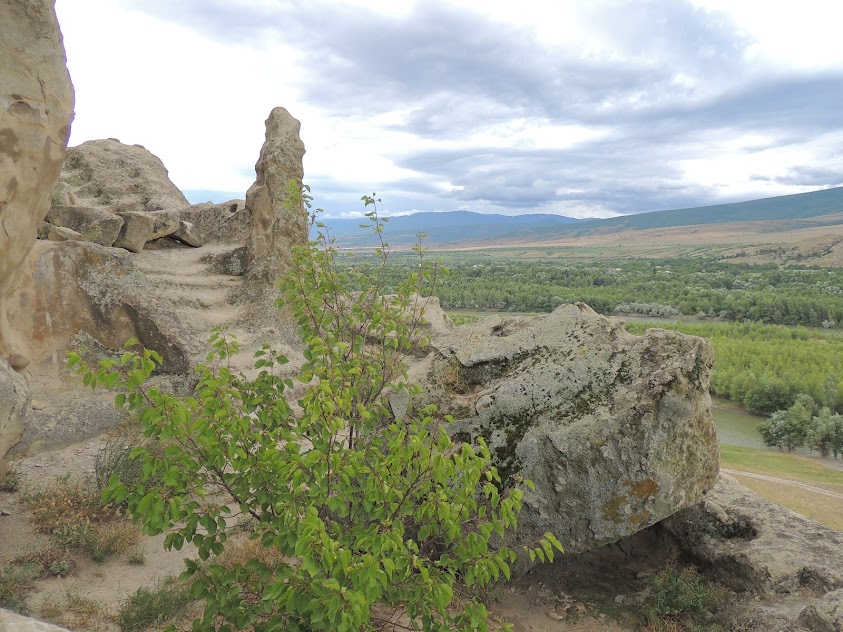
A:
[[0, 0, 75, 358], [0, 0, 74, 482], [244, 107, 308, 284]]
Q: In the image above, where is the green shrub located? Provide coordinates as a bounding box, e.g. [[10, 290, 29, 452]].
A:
[[73, 189, 561, 631], [638, 566, 721, 630]]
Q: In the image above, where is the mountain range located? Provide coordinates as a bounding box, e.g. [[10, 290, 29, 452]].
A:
[[322, 186, 843, 248]]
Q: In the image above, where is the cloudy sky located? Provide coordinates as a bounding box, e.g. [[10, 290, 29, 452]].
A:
[[55, 0, 843, 219]]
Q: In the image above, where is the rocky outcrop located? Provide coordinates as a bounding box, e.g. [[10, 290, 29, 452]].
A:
[[46, 205, 124, 247], [8, 241, 193, 376], [0, 359, 31, 481], [799, 589, 843, 631], [56, 139, 189, 214], [179, 199, 250, 244], [665, 473, 843, 594], [244, 108, 308, 283], [0, 609, 70, 631], [0, 0, 75, 359], [406, 304, 719, 553]]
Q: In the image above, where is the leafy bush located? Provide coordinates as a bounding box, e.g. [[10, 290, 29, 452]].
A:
[[638, 566, 721, 631], [72, 191, 561, 631]]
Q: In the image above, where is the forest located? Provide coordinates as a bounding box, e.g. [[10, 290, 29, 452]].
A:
[[355, 253, 843, 328], [346, 251, 843, 418]]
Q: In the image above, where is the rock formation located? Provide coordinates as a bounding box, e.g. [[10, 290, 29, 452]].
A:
[[405, 304, 719, 553], [180, 199, 250, 245], [0, 0, 75, 359], [56, 139, 189, 214], [0, 358, 32, 481], [0, 609, 71, 631], [244, 107, 308, 283], [666, 473, 843, 593]]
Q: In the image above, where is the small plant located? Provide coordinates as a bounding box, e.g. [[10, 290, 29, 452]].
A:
[[48, 558, 72, 577], [117, 577, 193, 632], [0, 466, 20, 492], [638, 566, 721, 631], [127, 546, 146, 566], [39, 588, 102, 630], [21, 477, 118, 534], [95, 420, 161, 492], [0, 564, 39, 615]]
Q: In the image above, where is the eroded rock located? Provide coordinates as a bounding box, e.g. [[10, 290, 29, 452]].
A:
[[57, 139, 189, 214], [46, 205, 123, 246], [0, 358, 31, 483], [0, 0, 75, 358], [244, 107, 308, 282], [799, 588, 843, 631], [410, 304, 719, 553], [180, 199, 249, 244], [666, 473, 843, 594]]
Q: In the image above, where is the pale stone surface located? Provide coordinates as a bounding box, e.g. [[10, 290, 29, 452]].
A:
[[410, 304, 719, 553], [244, 108, 308, 283], [114, 211, 156, 252], [57, 139, 189, 214], [666, 473, 843, 594], [146, 210, 180, 240], [0, 609, 70, 631], [799, 589, 843, 632], [0, 358, 31, 483], [172, 220, 203, 247], [46, 205, 123, 246], [46, 224, 83, 242], [180, 199, 249, 244], [0, 0, 75, 358]]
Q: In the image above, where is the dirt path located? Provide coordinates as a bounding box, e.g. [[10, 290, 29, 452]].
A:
[[721, 468, 843, 501]]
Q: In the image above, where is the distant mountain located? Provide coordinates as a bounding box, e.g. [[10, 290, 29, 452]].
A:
[[321, 210, 579, 247], [561, 186, 843, 236]]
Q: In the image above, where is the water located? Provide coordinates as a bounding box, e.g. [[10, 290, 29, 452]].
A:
[[710, 397, 768, 449]]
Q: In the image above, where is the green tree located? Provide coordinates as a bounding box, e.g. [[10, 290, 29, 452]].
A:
[[71, 191, 560, 631]]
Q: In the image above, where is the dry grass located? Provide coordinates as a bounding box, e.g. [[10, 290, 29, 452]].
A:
[[21, 476, 122, 534], [729, 473, 843, 531], [39, 587, 105, 630]]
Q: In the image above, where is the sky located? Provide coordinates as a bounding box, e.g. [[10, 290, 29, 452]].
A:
[[55, 0, 843, 219]]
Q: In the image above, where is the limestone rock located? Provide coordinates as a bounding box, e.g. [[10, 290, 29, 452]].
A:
[[146, 210, 180, 240], [244, 108, 308, 282], [114, 211, 156, 253], [8, 241, 194, 376], [0, 609, 71, 631], [172, 220, 203, 247], [0, 359, 32, 484], [46, 205, 123, 246], [180, 199, 250, 244], [58, 139, 189, 214], [412, 304, 719, 553], [799, 589, 843, 631], [47, 224, 83, 242], [665, 473, 843, 593], [0, 0, 75, 357]]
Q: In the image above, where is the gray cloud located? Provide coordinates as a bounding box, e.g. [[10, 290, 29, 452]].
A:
[[121, 0, 843, 216]]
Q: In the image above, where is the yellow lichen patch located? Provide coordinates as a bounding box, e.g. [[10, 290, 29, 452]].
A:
[[601, 495, 628, 524], [629, 478, 659, 500], [628, 509, 652, 527]]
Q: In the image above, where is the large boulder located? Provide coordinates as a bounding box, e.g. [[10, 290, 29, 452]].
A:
[[0, 358, 31, 483], [56, 139, 189, 214], [244, 108, 308, 283], [0, 0, 75, 358], [799, 588, 843, 631], [180, 199, 250, 244], [408, 304, 719, 553], [46, 205, 123, 246]]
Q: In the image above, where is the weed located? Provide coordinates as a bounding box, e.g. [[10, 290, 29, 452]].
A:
[[12, 543, 71, 577], [637, 566, 722, 631], [0, 466, 20, 492], [0, 564, 39, 615], [117, 577, 193, 632], [21, 477, 119, 534], [39, 588, 102, 630], [95, 421, 161, 492], [127, 546, 146, 566], [87, 521, 141, 562]]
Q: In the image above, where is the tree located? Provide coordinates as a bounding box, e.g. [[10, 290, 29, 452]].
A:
[[71, 190, 561, 632], [758, 394, 817, 452]]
